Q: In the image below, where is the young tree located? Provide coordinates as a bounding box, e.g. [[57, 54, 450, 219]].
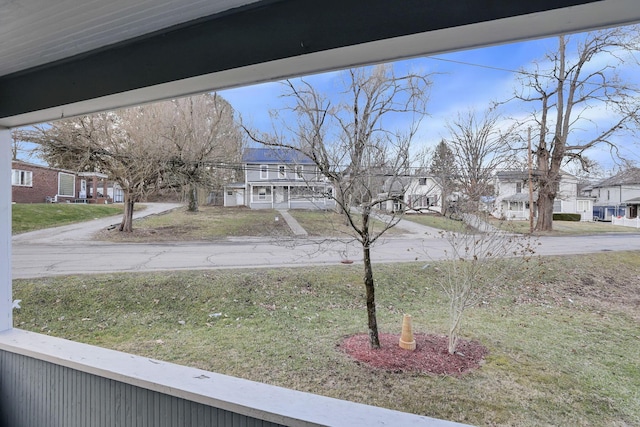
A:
[[514, 26, 640, 231], [444, 109, 517, 212], [247, 65, 431, 348], [433, 228, 536, 354]]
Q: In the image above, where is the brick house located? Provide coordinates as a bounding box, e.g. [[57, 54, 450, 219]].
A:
[[11, 160, 110, 204]]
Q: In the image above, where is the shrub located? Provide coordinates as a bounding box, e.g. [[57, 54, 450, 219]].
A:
[[553, 213, 581, 221]]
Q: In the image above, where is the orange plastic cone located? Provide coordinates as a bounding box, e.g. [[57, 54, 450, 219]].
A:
[[399, 314, 416, 350]]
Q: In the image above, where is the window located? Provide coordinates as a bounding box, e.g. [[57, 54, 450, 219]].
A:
[[418, 177, 427, 186], [58, 172, 75, 197], [227, 190, 233, 196], [516, 182, 522, 193], [254, 186, 272, 201], [260, 165, 268, 179], [278, 165, 286, 179], [553, 199, 562, 213], [607, 190, 610, 201], [11, 169, 32, 187], [295, 165, 303, 180]]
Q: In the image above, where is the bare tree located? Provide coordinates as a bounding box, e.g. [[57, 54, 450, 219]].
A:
[[514, 26, 640, 231], [444, 109, 517, 212], [160, 93, 244, 211], [18, 109, 172, 231], [432, 228, 536, 354], [9, 128, 40, 162], [17, 93, 243, 229], [246, 65, 431, 348]]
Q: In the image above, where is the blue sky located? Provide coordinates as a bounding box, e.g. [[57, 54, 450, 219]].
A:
[[219, 31, 639, 175]]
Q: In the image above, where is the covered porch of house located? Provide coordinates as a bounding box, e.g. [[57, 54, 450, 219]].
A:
[[77, 172, 111, 204], [499, 193, 537, 221], [2, 1, 640, 426], [624, 197, 640, 218], [612, 197, 640, 228]]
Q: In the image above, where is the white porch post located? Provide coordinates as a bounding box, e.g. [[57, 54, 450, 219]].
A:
[[0, 127, 12, 331]]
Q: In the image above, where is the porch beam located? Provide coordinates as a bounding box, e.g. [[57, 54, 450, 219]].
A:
[[0, 127, 12, 331]]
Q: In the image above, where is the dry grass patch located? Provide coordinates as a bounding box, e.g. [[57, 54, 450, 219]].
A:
[[288, 209, 407, 237], [486, 216, 639, 235], [95, 206, 293, 241]]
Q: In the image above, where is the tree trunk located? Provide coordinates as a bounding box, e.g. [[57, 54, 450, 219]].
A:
[[187, 184, 199, 212], [363, 246, 380, 349], [535, 192, 554, 232], [119, 197, 135, 232], [440, 190, 449, 217]]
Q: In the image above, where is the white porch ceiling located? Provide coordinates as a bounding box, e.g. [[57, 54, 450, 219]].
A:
[[0, 0, 258, 77]]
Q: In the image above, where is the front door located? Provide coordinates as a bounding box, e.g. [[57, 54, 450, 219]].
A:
[[79, 179, 87, 198], [577, 200, 590, 221]]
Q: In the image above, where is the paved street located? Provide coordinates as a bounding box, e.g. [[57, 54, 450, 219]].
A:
[[12, 205, 640, 279]]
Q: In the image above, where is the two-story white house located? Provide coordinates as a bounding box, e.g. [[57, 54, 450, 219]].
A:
[[224, 148, 336, 210], [590, 168, 640, 220], [493, 170, 592, 221], [492, 171, 535, 220], [377, 175, 442, 213], [403, 176, 442, 213]]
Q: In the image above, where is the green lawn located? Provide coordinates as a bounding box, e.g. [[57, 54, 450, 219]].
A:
[[13, 251, 640, 427], [12, 203, 124, 234]]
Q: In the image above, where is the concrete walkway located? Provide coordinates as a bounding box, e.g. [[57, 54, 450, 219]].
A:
[[277, 209, 308, 236]]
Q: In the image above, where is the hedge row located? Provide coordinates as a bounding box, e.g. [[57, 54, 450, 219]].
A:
[[552, 213, 581, 221]]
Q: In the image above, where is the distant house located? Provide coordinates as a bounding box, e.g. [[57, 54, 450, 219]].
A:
[[11, 160, 111, 204], [403, 176, 442, 213], [493, 170, 592, 221], [224, 148, 335, 210], [373, 173, 443, 214], [590, 168, 640, 220]]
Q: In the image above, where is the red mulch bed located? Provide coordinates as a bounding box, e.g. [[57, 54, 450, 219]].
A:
[[339, 333, 488, 376]]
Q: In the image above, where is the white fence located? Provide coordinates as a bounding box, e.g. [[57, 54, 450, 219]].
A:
[[612, 216, 640, 229]]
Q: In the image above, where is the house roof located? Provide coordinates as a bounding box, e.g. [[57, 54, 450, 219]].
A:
[[495, 171, 529, 181], [592, 168, 640, 188], [242, 148, 315, 165], [502, 192, 537, 202], [11, 159, 75, 175], [12, 160, 109, 178], [495, 169, 576, 182]]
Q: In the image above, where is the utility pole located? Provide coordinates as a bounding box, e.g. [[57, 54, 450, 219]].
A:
[[527, 127, 534, 234]]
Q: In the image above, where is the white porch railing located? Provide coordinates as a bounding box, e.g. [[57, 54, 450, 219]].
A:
[[0, 329, 470, 427], [612, 216, 640, 228]]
